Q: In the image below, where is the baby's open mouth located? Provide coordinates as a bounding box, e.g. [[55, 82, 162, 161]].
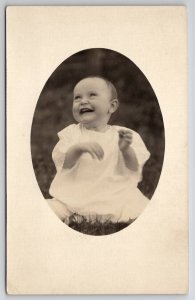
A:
[[79, 108, 94, 114]]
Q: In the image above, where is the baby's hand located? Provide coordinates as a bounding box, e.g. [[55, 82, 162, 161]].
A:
[[118, 129, 133, 151], [79, 142, 104, 160]]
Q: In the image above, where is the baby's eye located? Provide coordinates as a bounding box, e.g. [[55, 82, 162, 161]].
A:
[[74, 95, 81, 100], [90, 92, 97, 97]]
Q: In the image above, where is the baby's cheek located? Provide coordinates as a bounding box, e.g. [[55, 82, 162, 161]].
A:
[[72, 107, 80, 120]]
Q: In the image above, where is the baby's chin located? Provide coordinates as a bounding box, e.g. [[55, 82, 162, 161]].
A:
[[77, 114, 97, 124], [80, 120, 96, 127], [77, 118, 98, 128]]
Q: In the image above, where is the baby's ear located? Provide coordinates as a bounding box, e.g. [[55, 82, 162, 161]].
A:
[[109, 99, 119, 114]]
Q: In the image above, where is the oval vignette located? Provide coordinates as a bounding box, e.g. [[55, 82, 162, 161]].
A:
[[31, 48, 165, 235]]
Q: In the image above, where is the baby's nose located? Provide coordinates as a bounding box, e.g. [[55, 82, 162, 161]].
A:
[[80, 97, 89, 104]]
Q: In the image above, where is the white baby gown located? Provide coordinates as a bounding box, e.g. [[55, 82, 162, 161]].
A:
[[48, 123, 150, 222]]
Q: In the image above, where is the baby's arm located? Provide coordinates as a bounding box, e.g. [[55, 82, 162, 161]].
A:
[[63, 142, 104, 169], [118, 130, 138, 171]]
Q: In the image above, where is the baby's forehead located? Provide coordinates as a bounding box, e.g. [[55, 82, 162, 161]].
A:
[[74, 77, 110, 93]]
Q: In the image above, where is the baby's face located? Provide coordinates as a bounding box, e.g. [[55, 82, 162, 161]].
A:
[[72, 78, 115, 128]]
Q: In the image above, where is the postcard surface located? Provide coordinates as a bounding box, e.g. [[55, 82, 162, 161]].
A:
[[6, 6, 188, 294]]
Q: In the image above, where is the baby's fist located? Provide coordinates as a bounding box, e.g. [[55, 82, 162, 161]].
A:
[[118, 129, 133, 151], [79, 142, 104, 160]]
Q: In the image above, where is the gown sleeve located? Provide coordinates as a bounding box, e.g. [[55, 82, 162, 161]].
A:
[[115, 125, 150, 168], [114, 125, 150, 182], [126, 128, 150, 183], [52, 124, 75, 172], [131, 130, 150, 169]]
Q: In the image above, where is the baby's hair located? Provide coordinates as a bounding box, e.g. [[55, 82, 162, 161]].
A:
[[77, 75, 118, 100]]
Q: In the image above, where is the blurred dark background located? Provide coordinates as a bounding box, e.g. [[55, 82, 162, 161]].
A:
[[31, 48, 165, 199]]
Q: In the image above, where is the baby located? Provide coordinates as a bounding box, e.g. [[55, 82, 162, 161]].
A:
[[48, 76, 150, 224]]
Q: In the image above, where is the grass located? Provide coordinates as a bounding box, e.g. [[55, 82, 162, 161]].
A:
[[66, 214, 135, 236]]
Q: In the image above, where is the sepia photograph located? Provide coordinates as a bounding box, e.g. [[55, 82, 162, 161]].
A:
[[6, 6, 188, 294], [31, 48, 165, 235]]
